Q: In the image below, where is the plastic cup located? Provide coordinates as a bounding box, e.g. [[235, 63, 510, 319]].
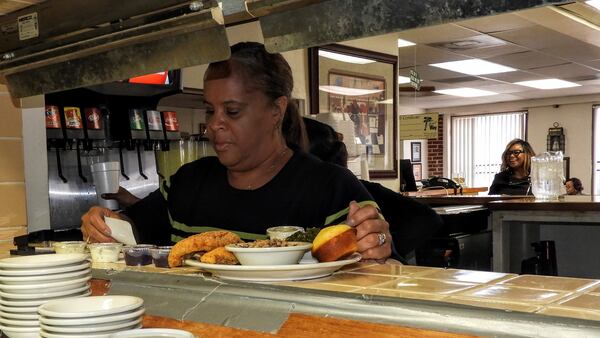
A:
[[91, 161, 120, 210]]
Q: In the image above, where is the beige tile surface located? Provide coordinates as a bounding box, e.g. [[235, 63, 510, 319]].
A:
[[556, 293, 600, 310], [446, 297, 541, 313], [417, 269, 517, 284], [355, 287, 450, 301], [371, 278, 478, 295], [537, 307, 600, 321], [0, 94, 22, 138], [317, 272, 400, 287], [498, 275, 599, 292], [587, 284, 600, 295], [338, 261, 376, 272], [0, 139, 24, 181], [350, 264, 436, 277], [278, 282, 362, 293], [0, 184, 26, 228], [458, 285, 568, 304]]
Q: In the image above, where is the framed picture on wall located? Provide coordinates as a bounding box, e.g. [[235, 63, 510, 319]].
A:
[[411, 142, 421, 163], [412, 163, 422, 181]]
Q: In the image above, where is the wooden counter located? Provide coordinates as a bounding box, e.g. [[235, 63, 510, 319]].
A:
[[403, 187, 488, 197], [412, 195, 524, 207]]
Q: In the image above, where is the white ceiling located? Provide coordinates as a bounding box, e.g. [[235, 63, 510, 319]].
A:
[[340, 2, 600, 110]]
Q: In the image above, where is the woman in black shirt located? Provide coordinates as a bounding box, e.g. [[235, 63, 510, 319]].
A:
[[489, 139, 536, 195]]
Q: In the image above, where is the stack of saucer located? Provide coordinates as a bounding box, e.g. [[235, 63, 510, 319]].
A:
[[38, 295, 144, 337], [0, 253, 91, 337]]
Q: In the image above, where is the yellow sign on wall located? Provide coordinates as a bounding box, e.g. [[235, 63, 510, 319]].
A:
[[399, 113, 439, 140]]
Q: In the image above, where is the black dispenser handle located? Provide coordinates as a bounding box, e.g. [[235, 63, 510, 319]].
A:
[[136, 142, 148, 180], [55, 147, 68, 183], [75, 140, 87, 183], [118, 145, 130, 180]]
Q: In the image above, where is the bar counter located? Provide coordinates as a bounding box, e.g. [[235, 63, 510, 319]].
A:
[[90, 260, 600, 337]]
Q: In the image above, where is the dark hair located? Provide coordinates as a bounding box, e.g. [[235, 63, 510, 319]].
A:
[[205, 42, 308, 151], [501, 138, 536, 174], [303, 117, 348, 167], [565, 177, 583, 192]]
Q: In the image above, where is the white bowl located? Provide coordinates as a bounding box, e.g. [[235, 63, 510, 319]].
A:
[[109, 328, 196, 338], [266, 226, 304, 240], [38, 295, 143, 318], [0, 305, 38, 313], [40, 307, 145, 326], [0, 288, 90, 305], [0, 275, 90, 294], [0, 325, 39, 338], [40, 324, 142, 338], [225, 242, 312, 265], [40, 317, 142, 333], [0, 311, 37, 320], [0, 316, 38, 327]]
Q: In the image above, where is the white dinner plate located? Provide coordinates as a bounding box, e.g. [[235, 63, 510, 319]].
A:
[[0, 285, 90, 301], [40, 317, 142, 333], [0, 261, 90, 277], [109, 328, 196, 338], [0, 310, 37, 320], [40, 324, 142, 338], [38, 296, 144, 318], [0, 276, 90, 294], [0, 268, 91, 284], [0, 253, 88, 269], [0, 316, 38, 327], [40, 307, 145, 326], [0, 325, 39, 338], [184, 252, 362, 282], [0, 304, 38, 313]]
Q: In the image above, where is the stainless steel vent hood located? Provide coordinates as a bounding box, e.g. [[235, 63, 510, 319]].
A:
[[0, 0, 229, 98]]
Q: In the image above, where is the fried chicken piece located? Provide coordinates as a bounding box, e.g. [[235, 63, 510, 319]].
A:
[[200, 247, 239, 265], [168, 231, 242, 267]]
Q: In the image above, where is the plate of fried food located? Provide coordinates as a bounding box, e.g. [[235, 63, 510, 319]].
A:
[[171, 225, 362, 282]]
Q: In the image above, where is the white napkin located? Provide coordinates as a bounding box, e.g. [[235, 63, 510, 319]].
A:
[[104, 216, 137, 245]]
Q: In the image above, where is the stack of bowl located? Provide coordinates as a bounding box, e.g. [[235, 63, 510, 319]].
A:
[[0, 253, 91, 337], [38, 295, 145, 337]]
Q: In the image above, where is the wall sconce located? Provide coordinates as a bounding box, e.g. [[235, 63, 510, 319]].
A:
[[547, 122, 565, 153]]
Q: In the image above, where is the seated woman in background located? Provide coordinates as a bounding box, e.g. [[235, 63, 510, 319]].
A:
[[489, 138, 536, 195], [565, 177, 584, 195]]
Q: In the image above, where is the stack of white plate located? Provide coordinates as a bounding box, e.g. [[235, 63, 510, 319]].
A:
[[38, 295, 145, 338], [0, 253, 91, 337]]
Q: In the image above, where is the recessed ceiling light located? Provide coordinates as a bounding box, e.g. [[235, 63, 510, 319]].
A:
[[398, 76, 410, 84], [587, 0, 600, 11], [318, 50, 375, 64], [430, 59, 516, 75], [514, 79, 581, 89], [434, 88, 498, 97], [397, 39, 416, 48]]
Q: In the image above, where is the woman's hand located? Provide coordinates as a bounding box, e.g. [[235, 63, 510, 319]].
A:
[[80, 206, 120, 243], [346, 201, 392, 260], [101, 186, 140, 208]]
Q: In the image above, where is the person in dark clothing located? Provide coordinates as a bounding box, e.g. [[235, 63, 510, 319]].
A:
[[489, 138, 536, 195], [303, 117, 443, 258], [81, 42, 392, 261]]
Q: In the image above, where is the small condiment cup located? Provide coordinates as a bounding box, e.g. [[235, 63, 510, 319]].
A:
[[266, 226, 304, 240], [88, 243, 123, 263], [53, 241, 87, 254], [123, 244, 156, 266], [150, 246, 173, 268]]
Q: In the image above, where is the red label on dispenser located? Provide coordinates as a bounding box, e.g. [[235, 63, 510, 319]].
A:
[[64, 107, 82, 129], [146, 110, 162, 131], [45, 105, 61, 129], [163, 111, 179, 132], [84, 107, 102, 130]]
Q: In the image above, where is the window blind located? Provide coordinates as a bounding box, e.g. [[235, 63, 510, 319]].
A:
[[451, 112, 527, 188]]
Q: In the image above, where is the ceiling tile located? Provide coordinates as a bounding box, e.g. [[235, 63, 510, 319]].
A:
[[454, 44, 528, 59], [397, 45, 464, 68], [528, 63, 599, 80], [482, 70, 545, 83], [397, 23, 479, 45], [487, 51, 566, 70], [457, 12, 536, 34]]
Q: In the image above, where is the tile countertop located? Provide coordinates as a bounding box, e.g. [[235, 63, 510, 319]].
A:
[[91, 260, 600, 322]]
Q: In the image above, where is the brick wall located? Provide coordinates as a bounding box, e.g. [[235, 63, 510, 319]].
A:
[[427, 115, 444, 177], [0, 86, 27, 254]]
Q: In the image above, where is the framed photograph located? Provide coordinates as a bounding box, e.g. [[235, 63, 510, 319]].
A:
[[412, 163, 422, 181], [309, 44, 398, 179], [411, 142, 421, 163]]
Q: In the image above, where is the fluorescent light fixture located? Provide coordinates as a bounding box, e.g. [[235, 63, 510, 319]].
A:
[[587, 0, 600, 11], [318, 50, 375, 64], [397, 39, 416, 47], [434, 87, 498, 97], [430, 59, 516, 75], [515, 79, 581, 89], [398, 76, 410, 84], [319, 85, 383, 96]]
